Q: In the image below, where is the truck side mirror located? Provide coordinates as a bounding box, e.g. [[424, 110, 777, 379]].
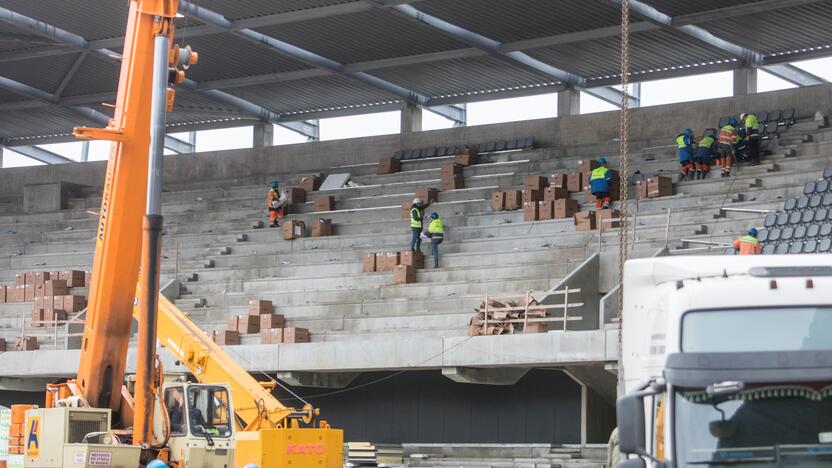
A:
[[618, 458, 646, 468], [617, 393, 646, 455]]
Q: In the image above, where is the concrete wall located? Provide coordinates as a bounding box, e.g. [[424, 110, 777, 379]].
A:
[[1, 83, 830, 198]]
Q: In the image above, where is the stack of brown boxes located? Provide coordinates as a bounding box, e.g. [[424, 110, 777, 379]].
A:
[[523, 176, 548, 215], [467, 295, 549, 336], [362, 252, 378, 273], [378, 157, 401, 175], [313, 195, 335, 212], [15, 336, 38, 351], [379, 252, 401, 272], [212, 330, 240, 345], [574, 211, 597, 231], [441, 163, 464, 190], [491, 192, 506, 212], [523, 201, 539, 222], [454, 145, 478, 167], [282, 220, 306, 240], [311, 218, 333, 237], [505, 190, 522, 211], [647, 175, 673, 198], [285, 187, 306, 204], [596, 209, 621, 232], [554, 199, 579, 219], [399, 251, 424, 269], [283, 327, 310, 344], [393, 265, 416, 285], [298, 175, 321, 192], [32, 279, 69, 327], [635, 179, 649, 200], [549, 172, 568, 189]]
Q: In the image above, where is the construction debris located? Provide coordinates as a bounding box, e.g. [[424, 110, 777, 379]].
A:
[[468, 295, 549, 336]]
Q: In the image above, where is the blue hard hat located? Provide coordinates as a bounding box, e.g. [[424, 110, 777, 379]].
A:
[[684, 128, 693, 135], [430, 212, 439, 219], [270, 181, 279, 188], [598, 157, 608, 165], [147, 460, 167, 468], [729, 117, 738, 125], [748, 227, 758, 237]]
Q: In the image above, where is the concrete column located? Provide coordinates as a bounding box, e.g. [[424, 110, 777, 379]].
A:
[[401, 104, 423, 133], [80, 141, 90, 162], [252, 122, 274, 148], [0, 147, 3, 168], [557, 88, 581, 116], [733, 67, 758, 96]]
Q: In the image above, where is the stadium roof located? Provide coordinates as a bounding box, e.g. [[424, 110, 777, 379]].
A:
[[0, 0, 829, 147]]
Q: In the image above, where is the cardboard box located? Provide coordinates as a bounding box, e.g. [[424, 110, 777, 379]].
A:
[[60, 270, 86, 288], [522, 189, 543, 204], [31, 272, 49, 287], [0, 338, 5, 352], [441, 173, 464, 190], [524, 202, 540, 222], [61, 295, 86, 312], [647, 176, 673, 198], [0, 285, 6, 303], [574, 211, 597, 231], [31, 309, 45, 328], [454, 145, 478, 166], [378, 156, 401, 175], [248, 299, 273, 316], [440, 163, 463, 177], [524, 322, 549, 334], [554, 199, 579, 219], [43, 310, 67, 326], [236, 314, 260, 334], [635, 179, 648, 200], [297, 175, 321, 192], [597, 209, 621, 232], [311, 218, 333, 237], [362, 253, 378, 273], [283, 327, 310, 344], [260, 313, 286, 330], [544, 186, 568, 201], [282, 220, 306, 240], [15, 273, 25, 287], [213, 330, 240, 345], [13, 285, 25, 303], [226, 315, 239, 331], [399, 251, 424, 269], [577, 159, 600, 177], [566, 171, 583, 192], [505, 190, 522, 211], [261, 328, 283, 344], [313, 195, 335, 212], [42, 280, 68, 297], [285, 187, 306, 204], [381, 252, 400, 272], [85, 271, 92, 287], [549, 172, 568, 189], [393, 264, 416, 284], [24, 284, 34, 302], [414, 187, 439, 205], [491, 192, 506, 212], [538, 200, 554, 220], [15, 336, 38, 351], [523, 176, 548, 191]]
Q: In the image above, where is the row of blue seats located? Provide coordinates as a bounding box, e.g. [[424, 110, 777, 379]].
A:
[[717, 108, 796, 128], [759, 222, 832, 243], [394, 137, 535, 161], [761, 238, 832, 255], [764, 206, 832, 228]]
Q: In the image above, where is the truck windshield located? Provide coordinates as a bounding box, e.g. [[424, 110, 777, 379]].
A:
[[187, 386, 232, 438], [674, 385, 832, 467], [682, 307, 832, 352]]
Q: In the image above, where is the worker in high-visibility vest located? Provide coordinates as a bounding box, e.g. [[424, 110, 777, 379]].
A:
[[717, 118, 739, 178], [589, 157, 613, 209], [676, 128, 695, 181], [410, 197, 426, 252], [693, 130, 717, 180], [427, 212, 444, 268], [732, 227, 762, 255], [266, 181, 288, 228], [740, 112, 762, 165]]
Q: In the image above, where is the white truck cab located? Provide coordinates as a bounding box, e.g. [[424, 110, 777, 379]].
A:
[[617, 254, 832, 468]]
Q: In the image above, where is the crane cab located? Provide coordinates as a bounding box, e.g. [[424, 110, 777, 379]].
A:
[[159, 382, 235, 467]]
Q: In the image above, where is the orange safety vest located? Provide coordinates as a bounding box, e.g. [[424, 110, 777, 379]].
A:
[[718, 124, 737, 145], [732, 235, 760, 255]]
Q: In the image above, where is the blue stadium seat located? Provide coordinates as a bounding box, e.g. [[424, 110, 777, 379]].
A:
[[781, 227, 794, 241], [485, 141, 497, 152], [803, 239, 817, 253], [823, 194, 832, 207], [796, 196, 809, 210], [817, 179, 830, 193], [819, 238, 832, 252], [763, 244, 776, 255], [764, 213, 777, 227], [807, 224, 820, 238], [801, 210, 814, 224], [765, 124, 779, 138], [788, 212, 801, 225], [810, 195, 822, 208], [815, 208, 828, 223], [789, 242, 804, 254], [822, 223, 832, 237], [769, 109, 782, 124], [758, 229, 769, 242], [768, 228, 781, 242], [402, 149, 415, 160], [804, 181, 817, 195], [393, 150, 404, 160], [776, 243, 791, 255], [424, 147, 437, 158], [495, 140, 507, 151], [758, 111, 769, 123], [522, 137, 535, 149], [794, 225, 807, 240], [825, 165, 832, 179], [505, 139, 519, 151], [776, 213, 789, 226], [782, 108, 795, 125], [784, 198, 797, 211]]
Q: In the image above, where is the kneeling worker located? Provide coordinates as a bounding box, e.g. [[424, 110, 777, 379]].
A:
[[427, 212, 444, 268], [589, 157, 613, 209], [267, 181, 288, 228], [694, 129, 717, 180], [732, 227, 761, 255], [676, 128, 695, 181]]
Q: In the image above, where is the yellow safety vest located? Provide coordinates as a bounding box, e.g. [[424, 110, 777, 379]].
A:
[[410, 207, 423, 229], [744, 114, 759, 130], [428, 219, 444, 234], [590, 166, 609, 181], [676, 134, 690, 149], [699, 135, 714, 149]]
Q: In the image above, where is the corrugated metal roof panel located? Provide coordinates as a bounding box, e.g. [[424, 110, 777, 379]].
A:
[[59, 54, 118, 99], [0, 52, 80, 93], [182, 0, 359, 22], [0, 0, 128, 42]]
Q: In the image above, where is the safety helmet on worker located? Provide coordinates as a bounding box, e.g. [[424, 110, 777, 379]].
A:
[[704, 129, 715, 137], [430, 212, 439, 219], [413, 197, 424, 205], [147, 460, 167, 468], [739, 113, 747, 121], [598, 157, 608, 165], [729, 117, 738, 126], [684, 128, 693, 135], [748, 227, 758, 237], [270, 181, 279, 188]]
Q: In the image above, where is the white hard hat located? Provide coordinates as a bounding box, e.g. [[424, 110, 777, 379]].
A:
[[739, 112, 747, 120], [413, 197, 424, 204]]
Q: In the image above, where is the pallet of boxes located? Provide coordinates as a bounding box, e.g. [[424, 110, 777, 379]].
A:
[[468, 295, 550, 336], [362, 249, 424, 285], [635, 175, 673, 200], [213, 300, 309, 345]]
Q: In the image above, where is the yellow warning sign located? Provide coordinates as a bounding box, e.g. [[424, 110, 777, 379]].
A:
[[25, 415, 40, 459]]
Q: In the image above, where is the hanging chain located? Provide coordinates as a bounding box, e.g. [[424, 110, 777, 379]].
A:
[[617, 0, 631, 358]]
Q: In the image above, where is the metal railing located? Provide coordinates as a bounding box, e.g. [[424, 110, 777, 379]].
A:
[[473, 287, 584, 333]]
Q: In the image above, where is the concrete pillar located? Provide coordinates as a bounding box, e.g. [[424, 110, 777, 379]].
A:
[[0, 147, 3, 168], [80, 141, 90, 162], [557, 88, 581, 116], [253, 122, 274, 148], [400, 104, 423, 133], [733, 67, 758, 96]]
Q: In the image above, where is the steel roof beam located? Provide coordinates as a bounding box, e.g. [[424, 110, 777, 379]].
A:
[[162, 135, 194, 154], [3, 145, 73, 164], [763, 63, 827, 87], [182, 1, 465, 124]]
